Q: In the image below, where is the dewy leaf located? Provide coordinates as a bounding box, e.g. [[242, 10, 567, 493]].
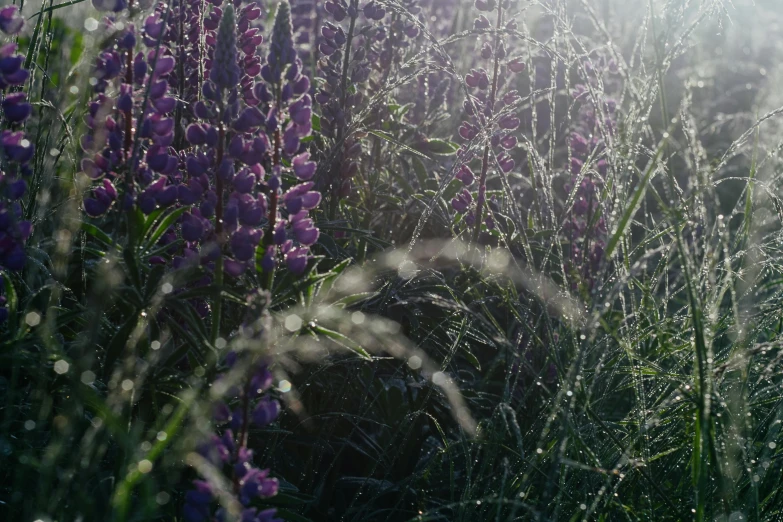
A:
[[411, 156, 429, 188], [143, 207, 189, 251], [604, 140, 666, 261], [422, 139, 459, 155], [312, 325, 373, 359], [81, 222, 116, 248], [368, 130, 431, 160]]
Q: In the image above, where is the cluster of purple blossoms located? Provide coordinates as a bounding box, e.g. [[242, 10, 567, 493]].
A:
[[0, 7, 33, 320], [0, 6, 24, 36], [315, 0, 372, 201], [181, 0, 319, 279], [81, 0, 320, 281], [316, 0, 424, 203], [185, 291, 282, 522], [144, 0, 212, 123], [185, 357, 282, 522], [562, 56, 619, 292], [450, 0, 525, 243], [290, 0, 320, 76], [142, 0, 264, 136], [372, 0, 421, 75], [81, 14, 179, 217], [408, 70, 452, 129]]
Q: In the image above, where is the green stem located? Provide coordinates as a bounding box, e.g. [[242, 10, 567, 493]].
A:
[[649, 2, 709, 518], [123, 0, 135, 164], [329, 0, 359, 219], [232, 382, 252, 493], [260, 128, 282, 291], [210, 123, 226, 344], [471, 0, 504, 247], [112, 396, 191, 522]]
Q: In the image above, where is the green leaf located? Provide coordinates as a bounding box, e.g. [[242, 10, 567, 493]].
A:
[[81, 221, 116, 249], [442, 179, 462, 201], [3, 271, 18, 335], [143, 206, 189, 251], [411, 156, 429, 188], [143, 208, 165, 234], [127, 207, 146, 248], [316, 258, 351, 297], [103, 312, 140, 379], [604, 153, 662, 260], [312, 325, 372, 359], [376, 194, 403, 206], [274, 509, 314, 522], [166, 284, 245, 309], [391, 168, 417, 199], [367, 130, 430, 160], [123, 245, 143, 292], [387, 102, 412, 117], [422, 139, 459, 155], [144, 265, 167, 301], [332, 291, 377, 308]]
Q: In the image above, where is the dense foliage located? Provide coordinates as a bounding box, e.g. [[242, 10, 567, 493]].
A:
[[2, 0, 783, 520]]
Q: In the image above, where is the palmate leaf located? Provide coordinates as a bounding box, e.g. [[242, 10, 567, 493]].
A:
[[142, 206, 189, 251], [392, 165, 418, 197], [419, 139, 460, 155], [311, 324, 373, 360], [102, 311, 141, 379], [2, 270, 19, 335], [331, 291, 376, 308], [161, 306, 214, 366], [169, 284, 245, 306], [143, 264, 166, 302], [81, 221, 117, 249], [367, 129, 431, 160]]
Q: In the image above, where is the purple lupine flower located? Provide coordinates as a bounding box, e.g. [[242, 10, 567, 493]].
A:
[[456, 165, 475, 186], [562, 54, 620, 293], [239, 468, 279, 505], [177, 1, 319, 281], [184, 291, 282, 522], [452, 188, 473, 214], [183, 480, 214, 522], [250, 1, 320, 283], [315, 0, 370, 202], [450, 0, 521, 245], [91, 0, 128, 12], [317, 0, 426, 202], [0, 43, 34, 284], [292, 152, 316, 180], [0, 6, 24, 36], [262, 0, 295, 86], [284, 245, 308, 274], [210, 4, 242, 92], [0, 43, 30, 89], [251, 397, 281, 427], [81, 15, 179, 223], [507, 57, 525, 73], [290, 0, 319, 79]]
